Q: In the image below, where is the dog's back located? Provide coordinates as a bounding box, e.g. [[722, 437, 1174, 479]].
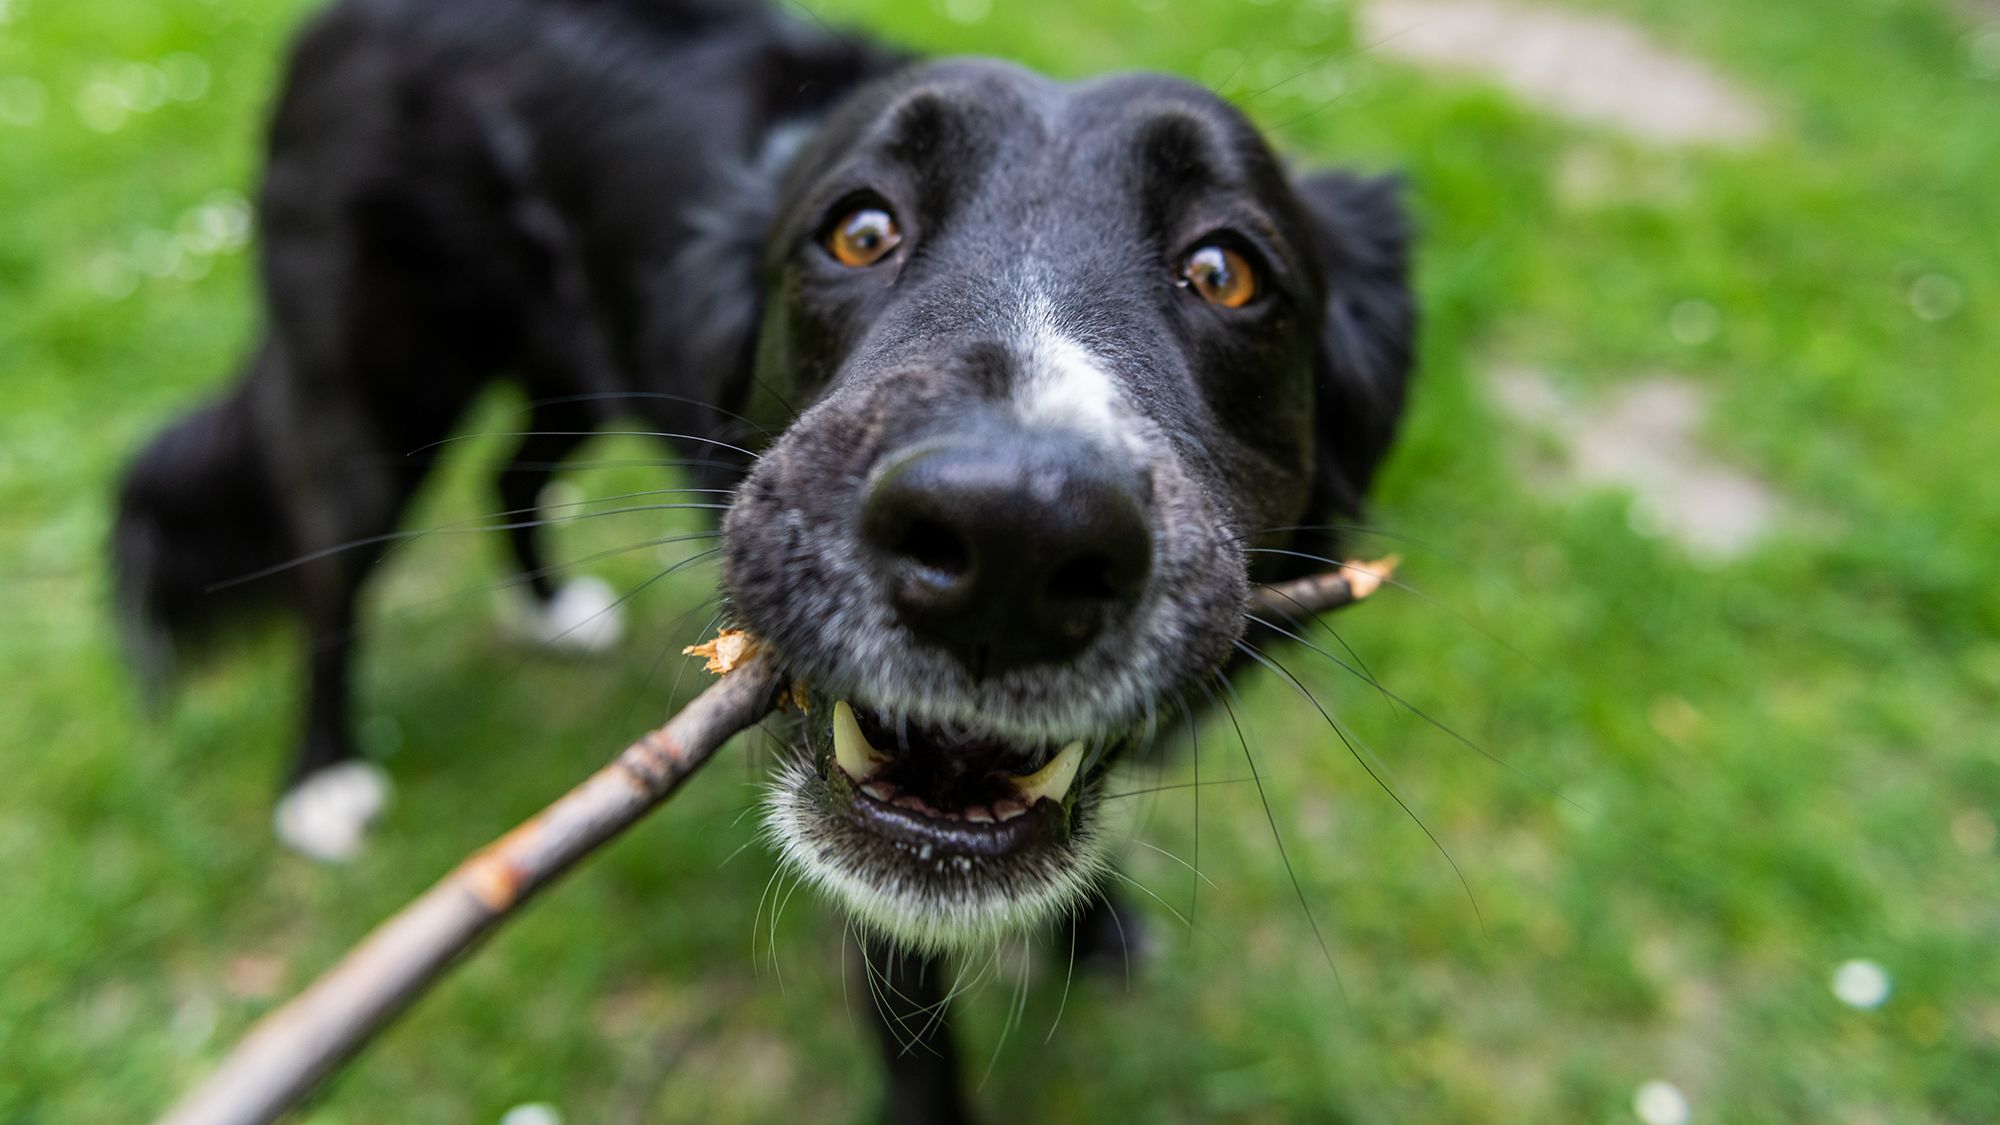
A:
[[111, 0, 899, 866], [113, 0, 895, 683]]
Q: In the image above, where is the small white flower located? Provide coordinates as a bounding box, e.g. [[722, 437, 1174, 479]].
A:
[[1831, 958, 1891, 1010], [499, 1104, 561, 1125], [1634, 1079, 1691, 1125]]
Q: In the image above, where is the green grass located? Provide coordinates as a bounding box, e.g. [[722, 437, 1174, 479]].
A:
[[4, 0, 1998, 1120]]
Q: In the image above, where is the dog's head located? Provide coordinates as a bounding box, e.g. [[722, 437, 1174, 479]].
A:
[[710, 59, 1413, 952]]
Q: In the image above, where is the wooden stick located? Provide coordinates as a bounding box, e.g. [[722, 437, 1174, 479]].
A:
[[1251, 555, 1400, 617], [161, 562, 1390, 1124], [159, 647, 781, 1125]]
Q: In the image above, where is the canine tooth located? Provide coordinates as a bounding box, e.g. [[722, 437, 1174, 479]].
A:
[[965, 806, 995, 824], [861, 781, 895, 802], [993, 799, 1026, 821], [1010, 740, 1085, 806], [832, 700, 888, 780]]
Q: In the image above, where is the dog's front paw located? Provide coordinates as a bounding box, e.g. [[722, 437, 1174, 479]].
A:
[[504, 576, 626, 654], [273, 760, 393, 863]]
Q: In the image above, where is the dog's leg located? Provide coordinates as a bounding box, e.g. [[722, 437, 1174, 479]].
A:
[[268, 523, 397, 864], [255, 350, 434, 863], [493, 401, 623, 654], [854, 936, 976, 1125], [497, 403, 591, 604]]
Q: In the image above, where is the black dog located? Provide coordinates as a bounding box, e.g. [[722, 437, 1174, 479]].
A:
[[114, 0, 1413, 1118]]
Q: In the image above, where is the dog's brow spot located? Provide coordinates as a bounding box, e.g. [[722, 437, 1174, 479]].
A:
[[1356, 0, 1772, 147], [1488, 366, 1785, 562]]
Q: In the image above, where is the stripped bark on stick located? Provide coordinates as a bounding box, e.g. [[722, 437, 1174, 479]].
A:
[[1252, 555, 1400, 617], [159, 645, 781, 1125]]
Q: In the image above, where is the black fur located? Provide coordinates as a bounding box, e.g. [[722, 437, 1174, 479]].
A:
[[115, 0, 900, 778], [111, 2, 1414, 1119], [114, 380, 292, 686], [1296, 170, 1416, 526]]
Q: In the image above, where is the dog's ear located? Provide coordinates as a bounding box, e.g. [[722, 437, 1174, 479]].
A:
[[628, 136, 802, 483], [1292, 170, 1416, 518]]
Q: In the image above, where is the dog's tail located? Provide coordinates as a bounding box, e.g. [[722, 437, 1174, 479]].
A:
[[113, 371, 296, 689]]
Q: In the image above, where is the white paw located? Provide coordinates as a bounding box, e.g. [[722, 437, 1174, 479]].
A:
[[273, 761, 393, 863], [504, 576, 625, 655]]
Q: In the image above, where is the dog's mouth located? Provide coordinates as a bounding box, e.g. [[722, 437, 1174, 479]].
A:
[[824, 698, 1099, 846], [766, 688, 1126, 952]]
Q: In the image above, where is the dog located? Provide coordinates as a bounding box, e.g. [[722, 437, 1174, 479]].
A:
[[113, 0, 1414, 1118]]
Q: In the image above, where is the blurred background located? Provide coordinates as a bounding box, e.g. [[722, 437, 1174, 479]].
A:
[[3, 0, 1997, 1120]]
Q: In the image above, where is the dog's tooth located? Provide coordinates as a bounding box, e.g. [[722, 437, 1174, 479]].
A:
[[861, 781, 895, 802], [1009, 740, 1085, 806], [965, 806, 995, 824], [992, 798, 1027, 821], [832, 700, 887, 781]]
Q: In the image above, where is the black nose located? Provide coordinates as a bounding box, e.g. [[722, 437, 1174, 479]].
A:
[[860, 435, 1152, 678]]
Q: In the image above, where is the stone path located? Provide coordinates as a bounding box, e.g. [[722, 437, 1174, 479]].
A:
[[1350, 1, 1785, 558], [1487, 367, 1781, 561], [1356, 0, 1771, 145]]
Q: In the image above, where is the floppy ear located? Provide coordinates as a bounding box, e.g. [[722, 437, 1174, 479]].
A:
[[646, 153, 785, 433], [637, 33, 909, 478], [629, 122, 813, 486], [1292, 170, 1416, 519]]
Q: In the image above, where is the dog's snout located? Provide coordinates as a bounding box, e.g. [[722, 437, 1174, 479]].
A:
[[861, 436, 1151, 678]]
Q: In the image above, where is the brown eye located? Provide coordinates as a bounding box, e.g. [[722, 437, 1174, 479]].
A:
[[826, 206, 902, 267], [1180, 243, 1257, 308]]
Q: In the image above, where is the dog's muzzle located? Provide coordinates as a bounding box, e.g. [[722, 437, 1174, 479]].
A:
[[755, 420, 1161, 949]]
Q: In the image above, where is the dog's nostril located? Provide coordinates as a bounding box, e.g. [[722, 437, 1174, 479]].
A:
[[1045, 553, 1119, 604], [895, 516, 970, 578]]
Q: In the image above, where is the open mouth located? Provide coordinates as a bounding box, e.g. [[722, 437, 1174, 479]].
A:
[[827, 700, 1090, 848], [765, 690, 1126, 951]]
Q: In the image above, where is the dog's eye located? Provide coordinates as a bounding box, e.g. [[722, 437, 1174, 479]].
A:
[[825, 206, 903, 268], [1180, 244, 1257, 308]]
